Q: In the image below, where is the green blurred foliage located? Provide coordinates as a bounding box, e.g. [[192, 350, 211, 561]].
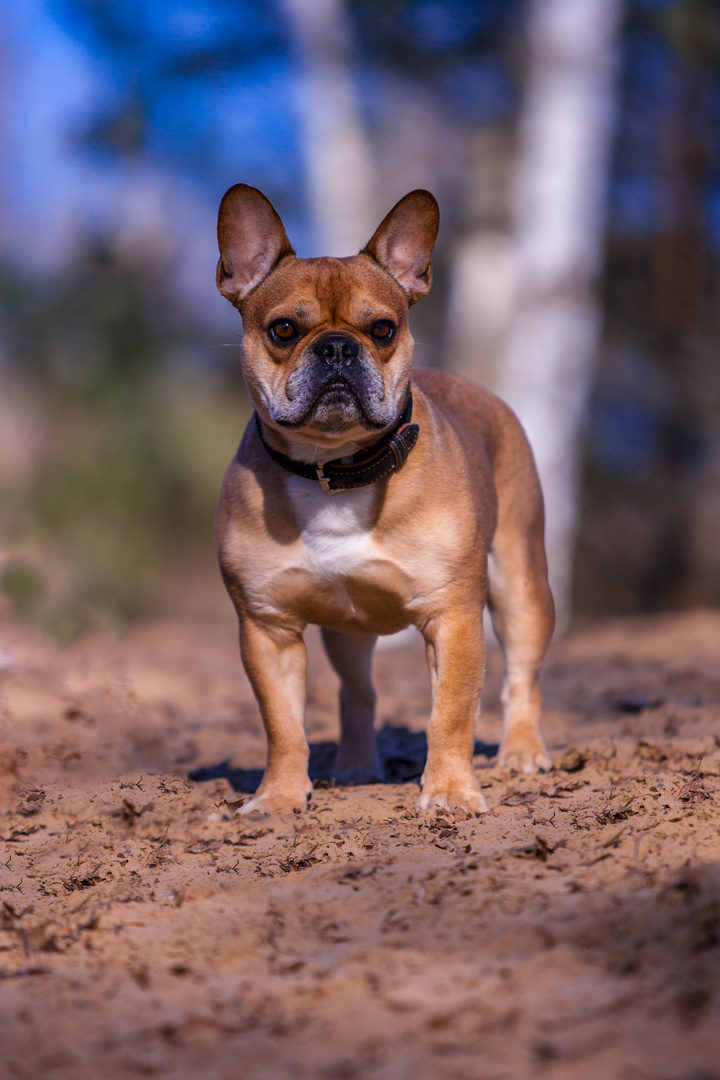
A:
[[0, 559, 45, 620], [0, 247, 250, 638]]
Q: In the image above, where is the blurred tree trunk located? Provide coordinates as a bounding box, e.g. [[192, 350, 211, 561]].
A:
[[444, 127, 517, 389], [280, 0, 375, 255], [497, 0, 624, 627]]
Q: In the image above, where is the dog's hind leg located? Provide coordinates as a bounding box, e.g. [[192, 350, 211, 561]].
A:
[[321, 628, 383, 785], [488, 463, 555, 774]]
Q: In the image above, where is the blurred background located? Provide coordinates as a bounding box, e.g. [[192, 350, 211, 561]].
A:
[[1, 0, 719, 640]]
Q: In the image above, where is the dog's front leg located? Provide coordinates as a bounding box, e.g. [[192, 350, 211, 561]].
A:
[[418, 608, 489, 815], [237, 617, 313, 815]]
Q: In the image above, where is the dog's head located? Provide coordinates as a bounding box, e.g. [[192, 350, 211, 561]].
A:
[[216, 184, 439, 459]]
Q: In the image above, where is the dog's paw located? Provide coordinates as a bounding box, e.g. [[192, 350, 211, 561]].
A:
[[235, 783, 311, 816], [332, 752, 384, 787], [333, 741, 384, 788], [496, 738, 551, 775], [416, 777, 489, 815], [332, 765, 384, 786]]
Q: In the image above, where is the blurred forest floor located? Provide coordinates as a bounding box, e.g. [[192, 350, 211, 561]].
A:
[[1, 608, 720, 1078]]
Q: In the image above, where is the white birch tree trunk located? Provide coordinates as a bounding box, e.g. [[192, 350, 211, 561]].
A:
[[497, 0, 624, 626], [280, 0, 375, 255], [446, 229, 515, 388]]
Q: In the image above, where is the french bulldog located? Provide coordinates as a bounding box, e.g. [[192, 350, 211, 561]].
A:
[[214, 184, 555, 815]]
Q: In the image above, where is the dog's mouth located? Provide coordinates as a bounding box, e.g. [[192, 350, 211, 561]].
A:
[[271, 351, 396, 432], [313, 379, 359, 407], [310, 379, 387, 428], [275, 377, 386, 431]]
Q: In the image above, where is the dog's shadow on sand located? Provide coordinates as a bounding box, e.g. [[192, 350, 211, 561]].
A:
[[189, 725, 499, 793]]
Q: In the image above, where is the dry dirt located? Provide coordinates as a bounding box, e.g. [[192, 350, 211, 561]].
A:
[[1, 609, 720, 1080]]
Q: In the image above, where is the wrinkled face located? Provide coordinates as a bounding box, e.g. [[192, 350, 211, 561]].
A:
[[239, 255, 413, 438], [216, 183, 439, 453]]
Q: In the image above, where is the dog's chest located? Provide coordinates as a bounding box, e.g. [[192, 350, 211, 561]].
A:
[[286, 479, 376, 579]]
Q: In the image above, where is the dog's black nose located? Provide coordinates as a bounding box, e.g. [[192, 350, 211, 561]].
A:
[[313, 334, 359, 365]]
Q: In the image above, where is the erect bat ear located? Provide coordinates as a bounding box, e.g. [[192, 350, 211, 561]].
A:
[[216, 184, 295, 306], [361, 190, 439, 305]]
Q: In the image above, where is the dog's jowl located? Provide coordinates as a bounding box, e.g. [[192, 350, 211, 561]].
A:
[[214, 184, 555, 816]]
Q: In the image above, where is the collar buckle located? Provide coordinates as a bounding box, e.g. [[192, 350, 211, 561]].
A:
[[315, 461, 337, 495]]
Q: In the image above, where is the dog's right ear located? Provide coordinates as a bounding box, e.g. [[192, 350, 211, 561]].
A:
[[216, 184, 295, 305], [362, 190, 439, 305]]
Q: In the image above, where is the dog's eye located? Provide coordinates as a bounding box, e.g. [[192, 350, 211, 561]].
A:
[[371, 321, 395, 342], [269, 320, 299, 344]]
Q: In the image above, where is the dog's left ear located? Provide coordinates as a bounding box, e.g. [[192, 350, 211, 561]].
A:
[[216, 184, 295, 306], [362, 190, 439, 305]]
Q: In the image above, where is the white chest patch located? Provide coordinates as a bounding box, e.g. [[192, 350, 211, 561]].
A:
[[286, 477, 376, 580]]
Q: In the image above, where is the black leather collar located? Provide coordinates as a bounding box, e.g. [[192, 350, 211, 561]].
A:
[[254, 394, 419, 494]]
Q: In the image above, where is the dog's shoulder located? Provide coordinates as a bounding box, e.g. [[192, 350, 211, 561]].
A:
[[414, 368, 507, 425], [216, 418, 303, 553], [413, 368, 531, 466]]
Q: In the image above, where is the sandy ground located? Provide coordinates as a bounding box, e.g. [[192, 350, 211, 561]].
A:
[[1, 608, 720, 1080]]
